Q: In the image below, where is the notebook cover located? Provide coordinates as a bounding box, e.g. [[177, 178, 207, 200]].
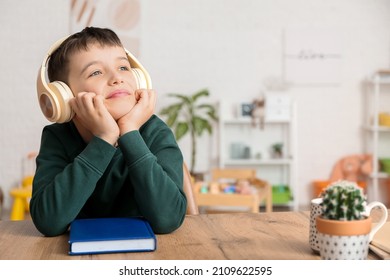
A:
[[68, 217, 156, 255], [369, 244, 390, 260]]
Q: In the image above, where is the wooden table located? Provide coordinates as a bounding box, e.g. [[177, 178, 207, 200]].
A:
[[0, 211, 386, 260]]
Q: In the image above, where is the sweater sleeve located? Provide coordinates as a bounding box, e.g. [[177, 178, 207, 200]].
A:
[[30, 126, 117, 236], [117, 118, 187, 234]]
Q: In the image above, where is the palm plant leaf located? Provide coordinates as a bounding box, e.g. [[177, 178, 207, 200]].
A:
[[175, 122, 189, 140], [197, 104, 218, 121], [168, 93, 192, 105], [193, 117, 212, 136], [206, 110, 218, 121], [159, 88, 218, 174], [165, 111, 179, 127], [159, 103, 182, 115], [191, 89, 209, 102]]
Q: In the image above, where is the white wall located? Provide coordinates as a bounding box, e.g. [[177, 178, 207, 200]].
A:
[[0, 0, 389, 211], [0, 0, 70, 210]]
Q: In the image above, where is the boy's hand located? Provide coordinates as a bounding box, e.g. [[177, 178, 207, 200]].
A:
[[117, 89, 156, 135], [69, 92, 120, 145]]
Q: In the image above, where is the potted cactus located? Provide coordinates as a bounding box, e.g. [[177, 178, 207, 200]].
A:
[[320, 180, 366, 221], [315, 180, 388, 260]]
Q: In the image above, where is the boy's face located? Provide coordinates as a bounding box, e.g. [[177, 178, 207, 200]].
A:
[[67, 44, 138, 120]]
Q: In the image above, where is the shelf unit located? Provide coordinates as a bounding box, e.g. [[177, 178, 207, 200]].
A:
[[217, 100, 298, 210], [363, 73, 390, 201]]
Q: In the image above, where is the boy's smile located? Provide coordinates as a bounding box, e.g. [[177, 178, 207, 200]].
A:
[[107, 89, 131, 99], [67, 43, 138, 120]]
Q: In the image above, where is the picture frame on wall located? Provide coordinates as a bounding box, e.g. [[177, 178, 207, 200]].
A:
[[238, 103, 254, 118]]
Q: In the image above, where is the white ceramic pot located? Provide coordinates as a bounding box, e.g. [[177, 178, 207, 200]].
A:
[[316, 201, 388, 260]]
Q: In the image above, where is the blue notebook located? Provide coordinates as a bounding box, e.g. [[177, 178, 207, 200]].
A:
[[68, 217, 156, 255]]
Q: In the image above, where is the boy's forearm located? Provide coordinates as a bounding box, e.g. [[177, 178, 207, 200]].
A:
[[118, 129, 187, 233], [30, 136, 117, 236], [127, 152, 186, 233]]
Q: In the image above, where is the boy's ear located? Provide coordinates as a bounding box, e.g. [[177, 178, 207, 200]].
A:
[[37, 37, 75, 123], [37, 75, 75, 123]]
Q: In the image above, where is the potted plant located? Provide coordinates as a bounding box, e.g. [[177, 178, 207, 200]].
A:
[[271, 143, 283, 158], [315, 180, 388, 260], [159, 88, 218, 176]]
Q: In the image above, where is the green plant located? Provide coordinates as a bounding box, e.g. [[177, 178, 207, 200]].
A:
[[271, 143, 283, 157], [320, 180, 366, 221], [159, 88, 218, 174]]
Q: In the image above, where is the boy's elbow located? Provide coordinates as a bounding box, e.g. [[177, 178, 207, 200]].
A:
[[31, 218, 68, 237], [31, 214, 69, 237], [40, 226, 68, 237], [30, 206, 69, 237], [152, 221, 183, 234], [151, 213, 186, 234]]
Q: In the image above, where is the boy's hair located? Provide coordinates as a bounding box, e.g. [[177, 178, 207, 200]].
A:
[[48, 27, 123, 83]]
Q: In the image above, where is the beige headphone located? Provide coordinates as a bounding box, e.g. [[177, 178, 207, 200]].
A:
[[37, 37, 152, 123]]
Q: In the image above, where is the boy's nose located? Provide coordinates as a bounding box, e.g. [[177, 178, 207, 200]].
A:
[[109, 73, 124, 85]]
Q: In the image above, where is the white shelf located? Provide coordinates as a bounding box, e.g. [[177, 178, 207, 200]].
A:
[[224, 158, 293, 166], [364, 73, 390, 201], [217, 100, 298, 210], [362, 125, 390, 132], [223, 118, 291, 125], [367, 75, 390, 85], [369, 172, 390, 179]]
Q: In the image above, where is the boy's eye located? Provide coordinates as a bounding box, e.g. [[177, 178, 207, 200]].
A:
[[89, 70, 102, 77]]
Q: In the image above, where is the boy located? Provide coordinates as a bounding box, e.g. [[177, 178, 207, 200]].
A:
[[30, 27, 187, 237]]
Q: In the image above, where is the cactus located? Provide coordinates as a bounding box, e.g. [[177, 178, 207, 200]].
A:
[[320, 180, 367, 221]]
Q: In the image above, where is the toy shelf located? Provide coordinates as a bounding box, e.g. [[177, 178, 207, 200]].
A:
[[363, 72, 390, 201], [217, 99, 298, 210]]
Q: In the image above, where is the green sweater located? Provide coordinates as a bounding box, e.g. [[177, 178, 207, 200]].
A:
[[30, 115, 186, 237]]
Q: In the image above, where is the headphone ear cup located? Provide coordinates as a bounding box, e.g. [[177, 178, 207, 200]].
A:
[[131, 68, 148, 89], [39, 81, 74, 123], [125, 48, 152, 89]]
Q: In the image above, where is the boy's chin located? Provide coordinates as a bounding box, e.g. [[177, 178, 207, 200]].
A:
[[109, 107, 133, 121], [106, 100, 136, 120]]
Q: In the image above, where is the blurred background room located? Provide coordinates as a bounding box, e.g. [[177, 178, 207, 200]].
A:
[[1, 0, 390, 219]]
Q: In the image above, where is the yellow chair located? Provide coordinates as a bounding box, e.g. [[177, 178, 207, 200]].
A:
[[9, 152, 36, 220], [9, 186, 32, 220]]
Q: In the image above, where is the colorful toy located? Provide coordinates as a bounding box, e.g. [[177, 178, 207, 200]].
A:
[[329, 154, 372, 183], [223, 185, 236, 193], [251, 96, 265, 129], [209, 182, 220, 194], [235, 179, 253, 194], [200, 185, 209, 194]]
